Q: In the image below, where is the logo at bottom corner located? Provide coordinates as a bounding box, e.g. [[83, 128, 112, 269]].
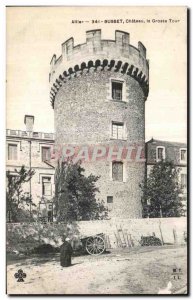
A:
[[14, 269, 27, 282], [171, 268, 183, 280]]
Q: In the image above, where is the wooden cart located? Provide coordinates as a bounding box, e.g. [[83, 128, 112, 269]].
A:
[[80, 233, 106, 255]]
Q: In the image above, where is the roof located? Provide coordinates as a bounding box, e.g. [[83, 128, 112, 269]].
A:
[[146, 138, 187, 148]]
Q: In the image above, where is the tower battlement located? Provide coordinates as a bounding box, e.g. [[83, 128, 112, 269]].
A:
[[49, 30, 149, 107]]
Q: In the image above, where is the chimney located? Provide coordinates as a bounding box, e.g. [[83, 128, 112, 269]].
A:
[[24, 115, 34, 132]]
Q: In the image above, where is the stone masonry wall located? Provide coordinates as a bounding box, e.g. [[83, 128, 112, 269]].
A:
[[7, 218, 187, 252], [54, 70, 145, 218]]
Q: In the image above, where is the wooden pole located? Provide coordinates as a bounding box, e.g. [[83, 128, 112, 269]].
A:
[[114, 232, 119, 248], [120, 225, 127, 247], [173, 228, 177, 244], [129, 234, 134, 247], [116, 225, 123, 247], [158, 220, 164, 245]]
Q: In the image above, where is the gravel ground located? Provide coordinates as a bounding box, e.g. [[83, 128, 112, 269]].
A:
[[7, 245, 187, 295]]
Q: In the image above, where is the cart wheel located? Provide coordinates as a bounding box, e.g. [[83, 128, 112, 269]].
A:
[[86, 235, 105, 255]]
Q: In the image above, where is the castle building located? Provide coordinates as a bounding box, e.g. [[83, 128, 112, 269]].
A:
[[6, 115, 55, 221], [49, 30, 149, 218], [146, 138, 187, 214], [6, 117, 187, 220], [6, 31, 187, 221]]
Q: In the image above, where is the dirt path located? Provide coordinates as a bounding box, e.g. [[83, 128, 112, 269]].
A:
[[7, 246, 187, 295]]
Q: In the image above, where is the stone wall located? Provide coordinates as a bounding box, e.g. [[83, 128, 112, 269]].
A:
[[7, 218, 187, 253], [76, 217, 187, 248]]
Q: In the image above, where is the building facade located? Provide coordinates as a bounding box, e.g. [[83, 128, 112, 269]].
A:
[[49, 30, 149, 218], [146, 138, 187, 214], [6, 117, 187, 220], [6, 115, 55, 221]]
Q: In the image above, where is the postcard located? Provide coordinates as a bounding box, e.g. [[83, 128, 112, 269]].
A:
[[6, 6, 188, 295]]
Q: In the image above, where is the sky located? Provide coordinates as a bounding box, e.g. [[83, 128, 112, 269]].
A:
[[6, 6, 187, 142]]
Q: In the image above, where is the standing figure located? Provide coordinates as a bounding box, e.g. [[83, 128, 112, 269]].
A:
[[60, 237, 73, 267]]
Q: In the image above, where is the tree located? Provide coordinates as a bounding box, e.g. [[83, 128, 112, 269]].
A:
[[6, 166, 36, 222], [54, 160, 108, 222], [140, 161, 184, 218]]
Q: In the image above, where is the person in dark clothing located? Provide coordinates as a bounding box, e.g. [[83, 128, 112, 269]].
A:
[[60, 237, 73, 267]]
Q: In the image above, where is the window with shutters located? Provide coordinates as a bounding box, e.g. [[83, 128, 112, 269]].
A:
[[112, 81, 123, 101], [112, 161, 123, 181], [42, 147, 51, 161], [8, 144, 18, 160], [112, 122, 124, 139], [42, 177, 52, 196]]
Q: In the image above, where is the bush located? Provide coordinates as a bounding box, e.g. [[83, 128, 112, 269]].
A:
[[32, 244, 58, 254], [140, 235, 162, 246], [7, 222, 80, 255]]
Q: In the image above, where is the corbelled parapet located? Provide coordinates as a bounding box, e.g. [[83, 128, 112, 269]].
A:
[[49, 30, 149, 108]]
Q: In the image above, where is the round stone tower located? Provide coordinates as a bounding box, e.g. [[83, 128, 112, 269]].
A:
[[49, 30, 149, 219]]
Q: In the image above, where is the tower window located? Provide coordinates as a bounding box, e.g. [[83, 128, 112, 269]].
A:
[[112, 81, 123, 101], [112, 122, 124, 139], [112, 161, 123, 181], [42, 177, 52, 196], [156, 147, 165, 161], [8, 144, 18, 160], [42, 147, 51, 161], [107, 196, 113, 203]]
